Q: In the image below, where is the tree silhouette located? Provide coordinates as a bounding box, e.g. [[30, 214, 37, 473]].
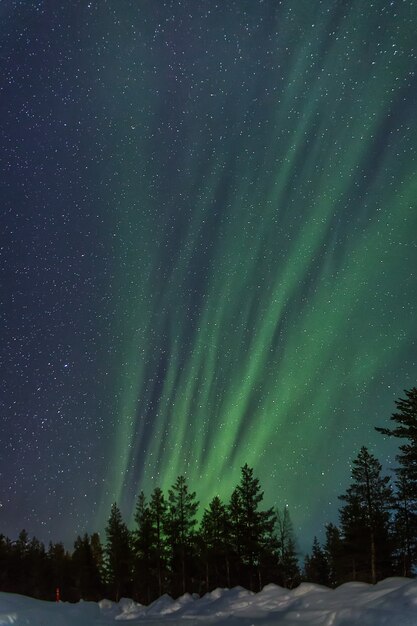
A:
[[165, 476, 199, 595], [304, 537, 329, 585], [275, 507, 300, 588], [72, 533, 103, 600], [339, 447, 393, 583], [149, 487, 168, 597], [105, 503, 132, 601], [324, 523, 344, 587], [231, 464, 276, 590], [376, 387, 417, 572], [200, 495, 231, 590]]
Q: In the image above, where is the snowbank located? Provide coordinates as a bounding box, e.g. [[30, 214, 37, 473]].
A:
[[2, 577, 417, 625]]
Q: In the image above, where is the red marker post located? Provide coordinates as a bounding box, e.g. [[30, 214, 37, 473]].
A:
[[56, 587, 60, 603]]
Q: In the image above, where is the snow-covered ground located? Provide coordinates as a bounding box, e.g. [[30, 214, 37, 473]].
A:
[[1, 578, 417, 625]]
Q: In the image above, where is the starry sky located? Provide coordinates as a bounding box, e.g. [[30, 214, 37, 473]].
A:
[[1, 0, 417, 551]]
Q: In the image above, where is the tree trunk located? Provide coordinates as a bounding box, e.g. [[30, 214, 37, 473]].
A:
[[370, 530, 376, 584], [157, 555, 162, 597], [226, 556, 231, 588], [403, 491, 412, 577], [181, 545, 186, 594]]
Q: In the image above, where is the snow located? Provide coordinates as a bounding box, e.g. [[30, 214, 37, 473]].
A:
[[2, 578, 417, 625]]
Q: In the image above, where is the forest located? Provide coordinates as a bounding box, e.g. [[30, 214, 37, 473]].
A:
[[1, 387, 416, 605]]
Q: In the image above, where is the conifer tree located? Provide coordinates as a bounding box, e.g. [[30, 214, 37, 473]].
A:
[[227, 487, 243, 586], [376, 387, 417, 571], [376, 388, 417, 489], [324, 523, 344, 587], [133, 491, 156, 602], [275, 507, 300, 588], [165, 476, 199, 595], [200, 495, 231, 590], [304, 537, 329, 585], [231, 464, 276, 590], [20, 534, 47, 598], [339, 447, 393, 583], [392, 471, 414, 576], [105, 503, 132, 601], [11, 530, 29, 594], [47, 541, 73, 601], [149, 487, 168, 597], [90, 532, 104, 583], [72, 533, 102, 600]]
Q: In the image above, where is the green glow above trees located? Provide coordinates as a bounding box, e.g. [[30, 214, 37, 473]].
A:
[[91, 0, 417, 542]]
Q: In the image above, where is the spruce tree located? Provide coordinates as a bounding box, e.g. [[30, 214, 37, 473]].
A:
[[12, 530, 29, 594], [90, 532, 105, 584], [47, 541, 73, 601], [165, 476, 199, 595], [324, 523, 344, 587], [133, 491, 156, 602], [227, 487, 243, 586], [231, 464, 276, 590], [391, 470, 415, 576], [149, 487, 168, 597], [72, 533, 102, 600], [200, 495, 231, 590], [275, 507, 300, 588], [304, 537, 329, 585], [376, 388, 417, 488], [13, 533, 46, 599], [376, 387, 417, 572], [339, 447, 393, 583], [105, 503, 132, 601]]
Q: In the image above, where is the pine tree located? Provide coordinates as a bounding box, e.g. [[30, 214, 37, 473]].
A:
[[72, 533, 102, 600], [275, 507, 300, 588], [165, 476, 199, 595], [231, 464, 276, 590], [339, 447, 393, 583], [133, 491, 156, 603], [376, 387, 417, 572], [11, 530, 29, 594], [105, 503, 132, 601], [227, 487, 243, 586], [392, 471, 415, 576], [8, 532, 47, 598], [90, 532, 105, 583], [376, 388, 417, 488], [47, 541, 73, 601], [200, 495, 231, 590], [149, 487, 168, 597], [324, 523, 344, 587], [304, 537, 329, 585]]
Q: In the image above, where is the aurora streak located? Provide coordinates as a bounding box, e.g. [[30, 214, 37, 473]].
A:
[[1, 0, 416, 545]]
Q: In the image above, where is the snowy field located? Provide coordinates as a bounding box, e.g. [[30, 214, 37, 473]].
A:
[[2, 577, 417, 626]]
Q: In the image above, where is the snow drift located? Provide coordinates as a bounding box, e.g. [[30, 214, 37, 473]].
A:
[[2, 577, 417, 625]]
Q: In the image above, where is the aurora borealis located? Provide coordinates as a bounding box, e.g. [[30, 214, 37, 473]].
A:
[[1, 0, 417, 548]]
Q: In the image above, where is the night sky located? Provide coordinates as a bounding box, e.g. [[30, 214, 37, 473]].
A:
[[1, 0, 417, 551]]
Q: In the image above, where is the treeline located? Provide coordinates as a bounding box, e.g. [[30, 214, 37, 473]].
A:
[[0, 387, 416, 603], [0, 530, 103, 601], [0, 464, 299, 602]]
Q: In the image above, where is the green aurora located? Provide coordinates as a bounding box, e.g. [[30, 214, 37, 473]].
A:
[[91, 0, 417, 538], [2, 0, 416, 544]]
